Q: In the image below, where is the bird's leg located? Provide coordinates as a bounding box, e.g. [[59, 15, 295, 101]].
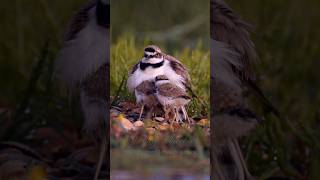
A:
[[151, 107, 155, 118], [175, 108, 182, 123], [181, 107, 187, 121], [181, 106, 191, 124], [93, 119, 108, 180], [232, 139, 255, 180], [227, 139, 246, 180], [138, 104, 144, 121], [146, 107, 154, 120], [164, 110, 168, 120], [173, 108, 177, 122], [94, 134, 106, 180], [172, 108, 177, 123], [164, 106, 170, 120]]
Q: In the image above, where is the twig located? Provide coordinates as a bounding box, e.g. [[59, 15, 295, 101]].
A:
[[111, 74, 127, 106], [3, 41, 49, 140]]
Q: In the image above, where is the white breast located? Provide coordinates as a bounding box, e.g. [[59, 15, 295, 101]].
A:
[[55, 7, 108, 88], [127, 60, 185, 92]]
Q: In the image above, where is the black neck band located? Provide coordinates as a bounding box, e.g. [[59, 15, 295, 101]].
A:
[[140, 60, 164, 70], [96, 0, 109, 28]]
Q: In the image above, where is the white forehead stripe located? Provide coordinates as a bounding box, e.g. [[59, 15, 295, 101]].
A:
[[145, 51, 156, 56]]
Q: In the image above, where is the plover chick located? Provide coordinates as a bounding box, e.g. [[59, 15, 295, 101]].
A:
[[135, 80, 162, 120], [155, 75, 191, 123]]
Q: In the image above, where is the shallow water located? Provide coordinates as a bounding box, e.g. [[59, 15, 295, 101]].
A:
[[111, 170, 210, 180]]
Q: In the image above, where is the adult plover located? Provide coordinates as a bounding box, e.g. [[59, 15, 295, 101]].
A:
[[127, 45, 190, 120], [54, 0, 109, 179], [155, 75, 191, 123], [127, 45, 190, 93]]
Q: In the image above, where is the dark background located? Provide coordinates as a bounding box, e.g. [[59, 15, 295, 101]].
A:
[[227, 0, 320, 178], [0, 0, 87, 106]]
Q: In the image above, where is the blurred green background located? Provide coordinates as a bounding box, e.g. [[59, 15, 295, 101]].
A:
[[111, 0, 210, 52], [226, 0, 320, 179]]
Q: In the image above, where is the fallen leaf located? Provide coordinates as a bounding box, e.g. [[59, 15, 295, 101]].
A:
[[27, 165, 47, 180], [158, 123, 170, 131], [116, 114, 135, 131], [197, 119, 209, 127], [145, 127, 156, 135]]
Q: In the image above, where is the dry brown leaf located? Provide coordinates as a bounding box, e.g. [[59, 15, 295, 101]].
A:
[[197, 119, 209, 127], [27, 165, 47, 180], [171, 122, 180, 131], [145, 127, 156, 134], [158, 123, 170, 131], [111, 120, 123, 138], [116, 114, 135, 131]]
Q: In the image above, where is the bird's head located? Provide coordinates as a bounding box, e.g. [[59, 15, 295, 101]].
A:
[[142, 45, 163, 63], [155, 75, 170, 86], [155, 75, 169, 81]]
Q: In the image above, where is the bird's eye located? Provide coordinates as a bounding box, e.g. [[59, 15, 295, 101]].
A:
[[156, 53, 162, 58], [145, 48, 155, 53]]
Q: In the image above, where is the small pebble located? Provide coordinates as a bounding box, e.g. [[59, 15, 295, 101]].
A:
[[134, 120, 144, 127], [154, 117, 165, 122]]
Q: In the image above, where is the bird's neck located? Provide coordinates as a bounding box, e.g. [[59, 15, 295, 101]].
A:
[[140, 60, 165, 71]]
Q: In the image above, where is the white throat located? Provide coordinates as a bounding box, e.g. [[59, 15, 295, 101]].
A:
[[127, 60, 185, 92], [145, 51, 156, 56], [141, 57, 163, 64]]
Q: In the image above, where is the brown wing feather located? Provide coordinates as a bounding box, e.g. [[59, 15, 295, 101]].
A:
[[158, 83, 188, 98], [135, 81, 155, 95], [164, 54, 191, 87], [211, 77, 258, 139], [211, 0, 258, 80], [129, 62, 139, 74], [81, 62, 108, 101], [212, 78, 243, 112], [65, 1, 96, 41]]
